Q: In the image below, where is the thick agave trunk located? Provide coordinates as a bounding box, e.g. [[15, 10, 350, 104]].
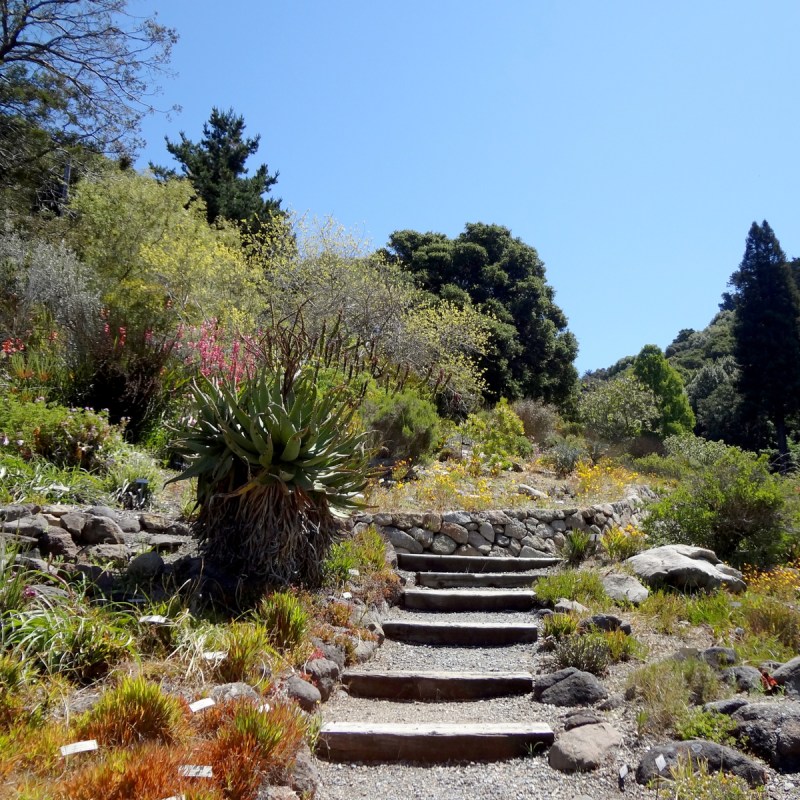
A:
[[195, 484, 336, 588]]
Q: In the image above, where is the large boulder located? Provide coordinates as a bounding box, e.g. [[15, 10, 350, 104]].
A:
[[732, 701, 800, 771], [626, 545, 746, 593], [533, 668, 608, 707], [636, 740, 767, 786], [549, 722, 623, 772]]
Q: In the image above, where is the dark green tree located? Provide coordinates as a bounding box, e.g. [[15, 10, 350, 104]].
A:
[[729, 221, 800, 464], [383, 223, 578, 406], [154, 107, 281, 228], [633, 344, 695, 437]]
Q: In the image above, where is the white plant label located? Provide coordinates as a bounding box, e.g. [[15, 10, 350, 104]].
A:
[[202, 650, 227, 661], [178, 765, 213, 778], [342, 591, 352, 600], [188, 697, 215, 713], [655, 754, 667, 772], [619, 765, 628, 779], [139, 614, 169, 624], [60, 740, 98, 756], [258, 703, 271, 713]]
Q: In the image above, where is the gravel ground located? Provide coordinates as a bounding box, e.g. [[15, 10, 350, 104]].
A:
[[314, 592, 798, 800]]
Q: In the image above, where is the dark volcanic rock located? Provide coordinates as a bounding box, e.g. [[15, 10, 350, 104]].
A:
[[636, 740, 767, 787], [732, 701, 800, 771], [533, 668, 608, 707]]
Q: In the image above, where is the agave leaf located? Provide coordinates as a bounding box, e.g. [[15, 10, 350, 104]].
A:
[[280, 430, 304, 462]]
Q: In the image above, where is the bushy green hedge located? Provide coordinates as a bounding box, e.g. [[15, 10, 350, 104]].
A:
[[463, 398, 533, 462], [362, 386, 441, 462], [643, 445, 794, 566]]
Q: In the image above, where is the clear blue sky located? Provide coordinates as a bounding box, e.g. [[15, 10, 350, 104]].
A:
[[135, 1, 800, 376]]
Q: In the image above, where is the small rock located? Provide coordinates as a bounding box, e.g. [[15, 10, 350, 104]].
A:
[[384, 527, 423, 554], [701, 646, 738, 670], [518, 484, 548, 500], [146, 534, 188, 553], [310, 639, 346, 671], [306, 657, 340, 701], [563, 711, 602, 730], [578, 614, 631, 635], [39, 528, 79, 560], [139, 512, 171, 532], [285, 675, 320, 712], [626, 544, 746, 593], [1, 514, 49, 538], [732, 701, 800, 770], [211, 682, 260, 703], [704, 698, 749, 715], [722, 666, 762, 693], [353, 640, 377, 663], [80, 516, 125, 545], [439, 522, 468, 545], [533, 668, 608, 707], [288, 743, 320, 798], [549, 722, 623, 772], [773, 655, 800, 697], [430, 534, 457, 555], [127, 550, 164, 579], [78, 543, 130, 566], [554, 599, 590, 614], [601, 572, 649, 605]]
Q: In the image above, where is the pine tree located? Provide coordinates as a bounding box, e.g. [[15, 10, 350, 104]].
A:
[[154, 107, 281, 228], [729, 221, 800, 464]]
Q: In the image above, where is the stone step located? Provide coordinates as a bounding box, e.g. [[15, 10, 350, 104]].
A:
[[382, 620, 538, 646], [397, 553, 561, 573], [416, 571, 547, 589], [341, 669, 533, 701], [402, 588, 538, 612], [317, 721, 554, 762]]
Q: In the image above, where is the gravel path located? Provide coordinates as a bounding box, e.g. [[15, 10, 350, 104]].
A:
[[314, 574, 797, 800]]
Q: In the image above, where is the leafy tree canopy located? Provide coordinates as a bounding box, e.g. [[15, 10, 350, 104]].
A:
[[153, 107, 281, 229], [633, 344, 695, 437], [383, 223, 578, 407], [0, 1, 176, 196]]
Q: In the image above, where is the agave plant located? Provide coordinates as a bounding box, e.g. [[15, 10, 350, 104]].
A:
[[169, 367, 373, 588]]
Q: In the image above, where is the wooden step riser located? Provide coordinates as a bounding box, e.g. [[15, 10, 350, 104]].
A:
[[383, 621, 538, 646], [317, 722, 554, 762], [402, 590, 537, 612], [416, 571, 545, 589], [342, 670, 533, 701], [397, 553, 561, 573]]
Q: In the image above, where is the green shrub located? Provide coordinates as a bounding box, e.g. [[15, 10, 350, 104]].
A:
[[257, 591, 310, 652], [323, 525, 387, 586], [214, 622, 276, 685], [667, 754, 767, 799], [638, 590, 689, 634], [675, 708, 737, 745], [362, 386, 441, 462], [555, 632, 611, 674], [463, 398, 533, 462], [601, 525, 647, 561], [0, 396, 116, 470], [535, 570, 609, 608], [0, 451, 105, 504], [643, 446, 790, 567], [545, 436, 586, 477]]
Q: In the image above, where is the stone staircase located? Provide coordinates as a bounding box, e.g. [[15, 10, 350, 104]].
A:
[[317, 552, 561, 763]]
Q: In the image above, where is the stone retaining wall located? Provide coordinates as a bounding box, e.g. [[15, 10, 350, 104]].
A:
[[349, 487, 653, 558]]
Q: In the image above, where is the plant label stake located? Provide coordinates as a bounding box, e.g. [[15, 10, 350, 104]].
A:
[[178, 765, 213, 778], [654, 753, 667, 800], [60, 740, 98, 757], [189, 697, 215, 713], [618, 764, 628, 792]]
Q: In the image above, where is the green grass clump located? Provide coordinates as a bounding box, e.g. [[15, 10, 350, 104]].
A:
[[535, 569, 609, 609], [323, 525, 387, 586], [627, 657, 724, 736], [638, 590, 689, 634], [257, 591, 310, 653], [666, 753, 767, 799], [213, 621, 277, 685], [562, 529, 594, 565], [541, 612, 578, 640], [554, 632, 610, 674], [77, 676, 187, 746]]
